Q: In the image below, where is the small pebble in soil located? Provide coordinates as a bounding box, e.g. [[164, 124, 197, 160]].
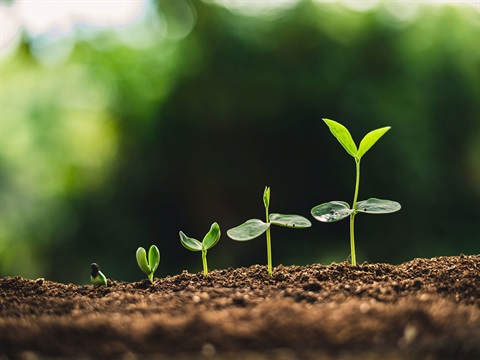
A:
[[201, 343, 216, 357]]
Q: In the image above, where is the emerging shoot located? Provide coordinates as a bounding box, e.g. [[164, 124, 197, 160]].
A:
[[179, 222, 221, 276], [227, 186, 311, 276], [311, 119, 401, 265], [90, 263, 108, 286], [136, 245, 160, 283]]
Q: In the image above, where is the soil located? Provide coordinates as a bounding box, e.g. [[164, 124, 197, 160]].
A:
[[1, 255, 479, 360]]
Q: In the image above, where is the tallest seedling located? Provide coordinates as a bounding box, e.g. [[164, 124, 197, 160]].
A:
[[311, 119, 401, 265]]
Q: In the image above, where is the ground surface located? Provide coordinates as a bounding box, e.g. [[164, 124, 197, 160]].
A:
[[0, 255, 479, 359]]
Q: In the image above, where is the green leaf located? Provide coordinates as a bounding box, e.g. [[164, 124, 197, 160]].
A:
[[202, 222, 221, 250], [311, 201, 353, 223], [179, 231, 203, 251], [263, 186, 270, 210], [355, 198, 401, 214], [323, 119, 358, 158], [269, 213, 312, 228], [148, 245, 160, 274], [136, 247, 151, 275], [357, 126, 390, 158], [227, 219, 270, 241]]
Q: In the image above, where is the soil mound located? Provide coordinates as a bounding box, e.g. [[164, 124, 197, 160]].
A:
[[1, 255, 479, 359]]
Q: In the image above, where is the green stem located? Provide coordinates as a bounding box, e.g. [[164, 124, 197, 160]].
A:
[[265, 206, 272, 276], [202, 250, 208, 276], [350, 159, 361, 266], [349, 214, 356, 266]]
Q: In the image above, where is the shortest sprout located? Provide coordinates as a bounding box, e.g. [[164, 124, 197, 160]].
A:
[[136, 245, 160, 283], [90, 263, 108, 286]]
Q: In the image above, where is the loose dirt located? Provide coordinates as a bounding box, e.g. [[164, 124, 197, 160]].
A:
[[1, 255, 479, 359]]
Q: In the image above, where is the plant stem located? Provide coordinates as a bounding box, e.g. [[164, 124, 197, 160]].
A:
[[202, 250, 208, 276], [350, 159, 361, 266], [349, 214, 356, 266], [265, 206, 272, 276], [148, 273, 153, 283]]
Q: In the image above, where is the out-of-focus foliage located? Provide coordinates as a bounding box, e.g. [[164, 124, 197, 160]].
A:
[[0, 0, 478, 283]]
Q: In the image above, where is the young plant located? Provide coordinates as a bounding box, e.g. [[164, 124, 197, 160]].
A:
[[311, 119, 401, 265], [136, 245, 160, 283], [90, 263, 108, 286], [179, 222, 221, 276], [227, 186, 311, 276]]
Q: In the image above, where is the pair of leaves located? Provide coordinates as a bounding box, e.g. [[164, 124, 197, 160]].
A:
[[227, 214, 311, 241], [311, 198, 401, 223], [136, 245, 160, 281], [180, 222, 221, 252], [323, 119, 390, 160]]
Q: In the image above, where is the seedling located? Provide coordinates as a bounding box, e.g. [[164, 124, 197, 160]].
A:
[[227, 186, 311, 276], [311, 119, 401, 265], [136, 245, 160, 283], [179, 222, 221, 276], [90, 263, 108, 286]]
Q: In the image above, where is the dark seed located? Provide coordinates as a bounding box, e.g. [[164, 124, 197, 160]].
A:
[[91, 263, 100, 277]]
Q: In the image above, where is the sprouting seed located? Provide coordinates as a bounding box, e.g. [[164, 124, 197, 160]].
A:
[[90, 263, 108, 286]]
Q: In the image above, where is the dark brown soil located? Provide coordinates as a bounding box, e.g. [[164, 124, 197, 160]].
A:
[[1, 255, 479, 359]]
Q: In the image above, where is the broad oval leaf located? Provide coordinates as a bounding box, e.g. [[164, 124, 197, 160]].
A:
[[148, 245, 160, 274], [311, 201, 353, 223], [202, 222, 221, 250], [227, 219, 270, 241], [136, 247, 151, 275], [357, 126, 390, 159], [323, 119, 357, 158], [269, 213, 312, 228], [179, 231, 203, 251], [355, 198, 401, 214]]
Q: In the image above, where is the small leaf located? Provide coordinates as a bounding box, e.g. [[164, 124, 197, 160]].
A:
[[179, 231, 203, 251], [227, 219, 270, 241], [136, 247, 151, 275], [263, 186, 270, 210], [148, 245, 160, 274], [355, 198, 401, 214], [323, 119, 358, 158], [357, 126, 390, 158], [269, 213, 312, 228], [202, 222, 221, 250], [311, 201, 353, 222]]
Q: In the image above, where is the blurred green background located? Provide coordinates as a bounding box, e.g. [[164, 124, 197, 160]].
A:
[[1, 0, 479, 284]]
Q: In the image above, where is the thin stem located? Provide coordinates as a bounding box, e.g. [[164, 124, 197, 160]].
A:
[[350, 159, 361, 266], [349, 214, 356, 266], [353, 158, 361, 206], [202, 250, 208, 276], [265, 206, 272, 276]]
